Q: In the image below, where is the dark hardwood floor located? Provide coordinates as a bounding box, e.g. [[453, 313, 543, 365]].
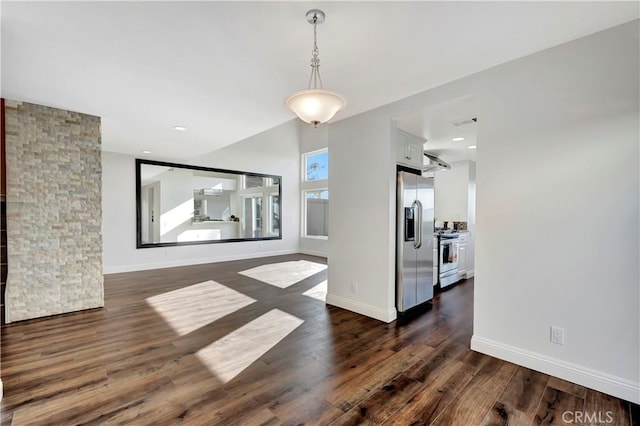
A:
[[0, 254, 635, 425]]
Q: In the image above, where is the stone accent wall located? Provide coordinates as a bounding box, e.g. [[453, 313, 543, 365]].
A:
[[4, 100, 103, 322]]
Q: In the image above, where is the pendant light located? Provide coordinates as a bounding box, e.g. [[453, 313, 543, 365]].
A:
[[285, 9, 347, 128]]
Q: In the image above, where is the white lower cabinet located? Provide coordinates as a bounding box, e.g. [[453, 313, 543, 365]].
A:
[[458, 233, 468, 279]]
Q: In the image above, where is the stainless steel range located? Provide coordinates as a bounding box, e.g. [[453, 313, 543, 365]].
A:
[[438, 232, 460, 288]]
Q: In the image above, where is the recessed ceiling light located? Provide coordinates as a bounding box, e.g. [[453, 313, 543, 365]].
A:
[[452, 137, 465, 142], [172, 125, 187, 131], [141, 150, 151, 154], [468, 145, 477, 150]]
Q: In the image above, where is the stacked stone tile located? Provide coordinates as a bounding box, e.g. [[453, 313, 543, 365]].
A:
[[4, 100, 103, 322]]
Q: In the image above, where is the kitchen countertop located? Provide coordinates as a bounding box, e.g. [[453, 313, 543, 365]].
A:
[[192, 220, 239, 224]]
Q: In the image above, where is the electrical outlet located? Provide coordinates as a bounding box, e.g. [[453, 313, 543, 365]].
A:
[[350, 282, 359, 294], [550, 326, 565, 345]]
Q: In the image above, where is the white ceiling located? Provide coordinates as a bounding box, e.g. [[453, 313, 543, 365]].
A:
[[2, 2, 638, 161], [394, 96, 479, 164]]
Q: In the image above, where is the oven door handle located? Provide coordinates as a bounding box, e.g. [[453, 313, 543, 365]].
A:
[[413, 200, 423, 249]]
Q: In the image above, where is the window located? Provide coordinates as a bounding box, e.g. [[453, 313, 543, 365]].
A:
[[304, 190, 328, 237], [243, 175, 264, 189], [301, 149, 329, 239], [269, 194, 280, 234], [268, 177, 281, 187], [242, 195, 263, 238], [304, 150, 328, 181], [237, 174, 281, 238]]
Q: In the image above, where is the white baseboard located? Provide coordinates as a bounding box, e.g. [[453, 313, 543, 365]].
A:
[[326, 293, 396, 323], [0, 378, 3, 402], [103, 249, 299, 274], [465, 268, 474, 278], [471, 335, 640, 404]]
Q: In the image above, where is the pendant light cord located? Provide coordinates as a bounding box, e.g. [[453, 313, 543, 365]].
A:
[[307, 14, 324, 90]]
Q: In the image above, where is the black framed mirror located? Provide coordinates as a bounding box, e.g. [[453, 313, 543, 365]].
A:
[[136, 159, 282, 248]]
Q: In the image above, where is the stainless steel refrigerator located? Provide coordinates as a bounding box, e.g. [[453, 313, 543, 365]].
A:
[[396, 170, 435, 313]]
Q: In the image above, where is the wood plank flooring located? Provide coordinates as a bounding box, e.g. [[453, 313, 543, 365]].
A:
[[0, 254, 636, 425]]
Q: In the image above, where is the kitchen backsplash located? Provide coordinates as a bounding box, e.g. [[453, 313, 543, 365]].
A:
[[452, 221, 467, 231]]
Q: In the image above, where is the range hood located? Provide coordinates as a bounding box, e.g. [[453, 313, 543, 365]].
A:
[[423, 152, 451, 172]]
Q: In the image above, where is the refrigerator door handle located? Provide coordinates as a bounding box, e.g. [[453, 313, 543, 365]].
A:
[[413, 200, 423, 249]]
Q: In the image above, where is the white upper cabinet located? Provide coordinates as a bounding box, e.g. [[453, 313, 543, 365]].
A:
[[396, 130, 425, 170]]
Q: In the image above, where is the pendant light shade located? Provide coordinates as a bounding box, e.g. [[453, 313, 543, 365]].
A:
[[285, 89, 346, 127], [285, 9, 347, 127]]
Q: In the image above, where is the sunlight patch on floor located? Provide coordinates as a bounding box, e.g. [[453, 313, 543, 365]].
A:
[[302, 280, 327, 302], [238, 260, 327, 288], [196, 309, 304, 383], [145, 280, 255, 336]]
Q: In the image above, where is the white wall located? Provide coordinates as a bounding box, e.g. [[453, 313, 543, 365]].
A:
[[471, 21, 639, 403], [299, 124, 329, 256], [198, 192, 232, 221], [328, 114, 398, 322], [157, 169, 201, 243], [466, 161, 476, 276], [434, 160, 473, 222], [328, 20, 639, 402], [102, 119, 300, 273], [327, 79, 475, 323], [435, 160, 476, 276]]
